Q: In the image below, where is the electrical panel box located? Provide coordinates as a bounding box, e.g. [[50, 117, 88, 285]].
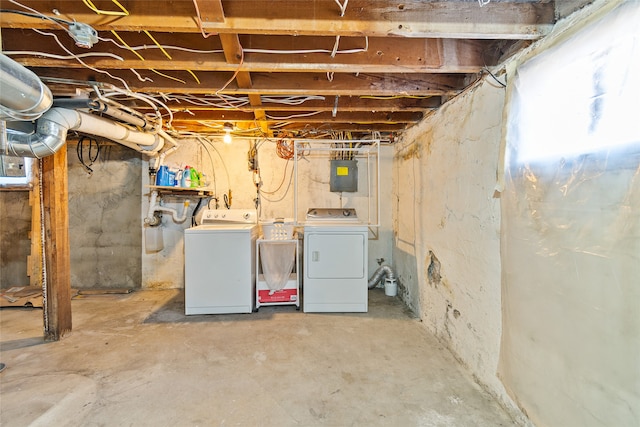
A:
[[329, 159, 357, 192], [0, 155, 26, 177]]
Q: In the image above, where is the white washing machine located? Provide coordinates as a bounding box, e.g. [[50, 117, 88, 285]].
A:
[[184, 209, 258, 315], [303, 208, 368, 312]]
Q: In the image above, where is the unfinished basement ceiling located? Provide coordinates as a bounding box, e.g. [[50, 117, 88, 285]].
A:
[[0, 0, 590, 140]]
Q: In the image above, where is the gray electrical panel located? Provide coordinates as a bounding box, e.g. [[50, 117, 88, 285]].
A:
[[330, 159, 358, 192], [0, 155, 27, 177]]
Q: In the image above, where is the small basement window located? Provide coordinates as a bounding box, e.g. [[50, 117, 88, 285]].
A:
[[508, 3, 640, 163]]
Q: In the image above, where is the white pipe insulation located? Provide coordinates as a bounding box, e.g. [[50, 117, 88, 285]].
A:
[[5, 107, 164, 159]]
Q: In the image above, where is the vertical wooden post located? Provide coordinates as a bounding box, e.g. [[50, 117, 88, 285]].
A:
[[28, 160, 43, 287], [41, 144, 72, 341]]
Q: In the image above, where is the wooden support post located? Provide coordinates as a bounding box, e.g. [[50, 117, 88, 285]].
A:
[[28, 159, 43, 287], [41, 145, 72, 341]]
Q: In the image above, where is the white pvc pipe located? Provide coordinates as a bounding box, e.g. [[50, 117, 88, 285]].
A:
[[145, 190, 190, 224]]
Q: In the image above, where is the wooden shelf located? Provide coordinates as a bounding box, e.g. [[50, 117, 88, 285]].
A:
[[148, 185, 214, 197]]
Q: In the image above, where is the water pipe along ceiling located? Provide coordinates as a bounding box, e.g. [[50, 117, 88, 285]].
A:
[[0, 0, 591, 142]]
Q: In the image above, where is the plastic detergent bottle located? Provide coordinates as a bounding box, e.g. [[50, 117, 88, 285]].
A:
[[190, 167, 200, 188], [181, 166, 191, 187]]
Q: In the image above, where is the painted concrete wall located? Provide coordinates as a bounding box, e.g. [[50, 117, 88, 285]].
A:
[[392, 3, 634, 425], [68, 141, 142, 289], [0, 190, 31, 288], [142, 139, 393, 289], [392, 79, 520, 418]]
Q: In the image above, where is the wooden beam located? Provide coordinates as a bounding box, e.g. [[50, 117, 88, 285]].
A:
[[138, 95, 441, 112], [195, 0, 225, 24], [36, 68, 469, 96], [41, 146, 72, 341], [219, 32, 270, 134], [0, 1, 555, 39], [173, 122, 408, 133], [3, 30, 506, 73], [171, 110, 423, 123]]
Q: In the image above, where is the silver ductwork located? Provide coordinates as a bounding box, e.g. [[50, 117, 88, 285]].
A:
[[368, 264, 396, 289], [5, 108, 164, 159], [0, 53, 53, 121], [1, 53, 170, 158]]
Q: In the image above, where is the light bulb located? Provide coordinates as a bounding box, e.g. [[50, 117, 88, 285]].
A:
[[223, 122, 233, 144]]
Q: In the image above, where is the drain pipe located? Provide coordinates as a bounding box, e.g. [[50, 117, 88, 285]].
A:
[[145, 190, 190, 225], [368, 265, 396, 289]]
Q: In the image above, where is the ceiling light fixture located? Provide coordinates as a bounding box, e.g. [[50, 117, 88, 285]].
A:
[[223, 122, 233, 144]]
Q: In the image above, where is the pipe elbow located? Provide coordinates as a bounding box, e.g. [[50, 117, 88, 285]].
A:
[[368, 264, 396, 289]]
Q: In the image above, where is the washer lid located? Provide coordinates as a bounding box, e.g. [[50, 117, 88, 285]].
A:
[[187, 223, 257, 232]]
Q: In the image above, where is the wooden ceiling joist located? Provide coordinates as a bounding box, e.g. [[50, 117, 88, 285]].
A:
[[2, 1, 555, 39]]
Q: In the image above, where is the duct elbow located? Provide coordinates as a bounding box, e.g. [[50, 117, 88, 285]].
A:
[[368, 265, 396, 289], [5, 108, 80, 158]]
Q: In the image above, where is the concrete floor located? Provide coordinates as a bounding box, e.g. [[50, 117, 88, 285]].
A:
[[0, 289, 514, 426]]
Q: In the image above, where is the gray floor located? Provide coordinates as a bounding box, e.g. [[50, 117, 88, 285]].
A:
[[0, 289, 514, 426]]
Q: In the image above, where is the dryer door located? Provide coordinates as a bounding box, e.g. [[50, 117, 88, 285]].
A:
[[306, 232, 365, 279]]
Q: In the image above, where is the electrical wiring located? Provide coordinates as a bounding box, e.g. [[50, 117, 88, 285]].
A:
[[81, 0, 129, 16], [258, 161, 295, 203], [76, 136, 101, 175], [192, 0, 217, 39], [266, 111, 324, 120], [97, 34, 366, 57], [0, 8, 73, 25], [360, 95, 431, 99], [32, 28, 132, 91], [141, 30, 200, 84], [97, 36, 225, 55], [276, 134, 295, 160], [110, 30, 145, 61], [143, 30, 173, 60], [243, 37, 368, 56], [483, 67, 507, 88], [195, 137, 218, 196], [186, 70, 201, 85], [214, 50, 246, 109], [101, 88, 173, 127], [259, 159, 291, 194], [335, 0, 349, 17], [6, 0, 71, 32], [110, 30, 189, 86], [129, 68, 154, 82], [3, 51, 124, 61]]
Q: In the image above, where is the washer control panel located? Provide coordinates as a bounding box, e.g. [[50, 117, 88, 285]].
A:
[[201, 209, 257, 224]]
